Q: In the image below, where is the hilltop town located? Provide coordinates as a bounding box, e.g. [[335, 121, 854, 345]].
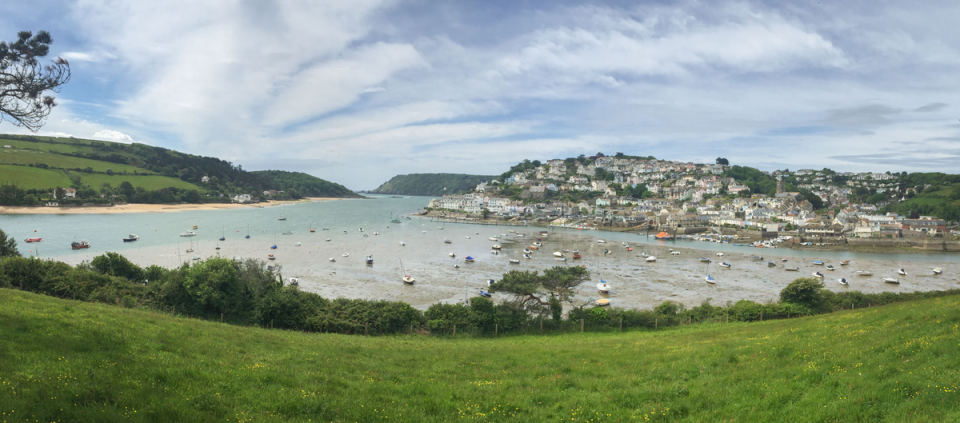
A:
[[425, 153, 959, 244]]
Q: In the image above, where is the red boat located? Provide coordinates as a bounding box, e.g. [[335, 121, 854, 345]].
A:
[[71, 241, 91, 250], [310, 228, 316, 232], [25, 237, 43, 243]]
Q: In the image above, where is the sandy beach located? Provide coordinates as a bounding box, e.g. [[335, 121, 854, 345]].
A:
[[0, 197, 347, 215]]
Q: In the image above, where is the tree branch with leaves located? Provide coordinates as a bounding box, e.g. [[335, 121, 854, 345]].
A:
[[0, 30, 71, 131]]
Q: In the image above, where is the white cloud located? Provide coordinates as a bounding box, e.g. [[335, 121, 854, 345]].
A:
[[92, 129, 133, 142], [61, 51, 116, 62]]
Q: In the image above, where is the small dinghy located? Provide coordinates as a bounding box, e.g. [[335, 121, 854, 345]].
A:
[[595, 299, 611, 307], [838, 278, 848, 286], [328, 257, 335, 262], [402, 276, 415, 284], [855, 270, 872, 276], [523, 249, 532, 254], [268, 254, 276, 261], [444, 238, 452, 244], [486, 279, 496, 286], [720, 262, 731, 268], [933, 267, 942, 275], [898, 268, 907, 276], [597, 282, 611, 293], [812, 260, 824, 266], [767, 261, 776, 267], [489, 236, 498, 241], [400, 241, 406, 246], [825, 264, 835, 271], [555, 257, 566, 262], [479, 290, 492, 298], [288, 277, 299, 286], [325, 238, 331, 242], [840, 260, 850, 266], [597, 240, 605, 243], [449, 252, 455, 258], [464, 256, 475, 263], [552, 251, 563, 257], [365, 255, 373, 265], [342, 253, 349, 257], [509, 259, 520, 264], [883, 277, 899, 284], [705, 274, 716, 284], [750, 255, 763, 261], [645, 256, 656, 262], [295, 242, 301, 247], [671, 251, 680, 255], [603, 249, 612, 255], [492, 245, 502, 250], [716, 252, 724, 257], [785, 266, 799, 271], [523, 254, 532, 259], [781, 258, 788, 262], [813, 271, 824, 278], [699, 257, 711, 263]]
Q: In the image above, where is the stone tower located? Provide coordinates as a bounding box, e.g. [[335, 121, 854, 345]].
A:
[[776, 177, 785, 195]]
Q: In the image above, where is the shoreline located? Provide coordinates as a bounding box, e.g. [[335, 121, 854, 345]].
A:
[[0, 197, 350, 215]]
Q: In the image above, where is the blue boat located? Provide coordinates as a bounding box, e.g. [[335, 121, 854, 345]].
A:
[[812, 260, 824, 266], [271, 245, 277, 249], [479, 290, 492, 298], [464, 256, 475, 263], [705, 275, 716, 284]]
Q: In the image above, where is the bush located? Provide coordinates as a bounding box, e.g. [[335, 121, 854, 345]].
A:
[[780, 278, 827, 311]]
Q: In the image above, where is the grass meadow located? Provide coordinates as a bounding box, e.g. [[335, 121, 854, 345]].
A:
[[0, 149, 145, 174], [0, 165, 72, 190], [1, 288, 958, 422], [79, 173, 201, 191], [0, 138, 92, 155]]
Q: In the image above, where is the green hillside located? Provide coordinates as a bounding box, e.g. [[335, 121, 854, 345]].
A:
[[2, 288, 958, 422], [371, 173, 495, 196], [0, 134, 359, 205]]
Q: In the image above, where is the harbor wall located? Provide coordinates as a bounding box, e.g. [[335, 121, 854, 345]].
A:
[[790, 236, 960, 252]]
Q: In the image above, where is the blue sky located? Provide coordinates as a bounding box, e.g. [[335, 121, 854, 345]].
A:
[[2, 0, 959, 190]]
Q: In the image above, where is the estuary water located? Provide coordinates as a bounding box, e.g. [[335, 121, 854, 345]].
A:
[[3, 195, 958, 310]]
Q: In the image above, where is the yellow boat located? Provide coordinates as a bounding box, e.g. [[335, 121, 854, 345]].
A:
[[595, 299, 610, 306]]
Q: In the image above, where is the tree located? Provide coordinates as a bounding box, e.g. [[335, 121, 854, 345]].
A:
[[0, 228, 20, 257], [716, 157, 729, 165], [1, 30, 71, 131], [488, 266, 590, 314], [780, 277, 826, 310]]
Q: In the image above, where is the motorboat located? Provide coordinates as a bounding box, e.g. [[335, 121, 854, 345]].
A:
[[716, 252, 724, 257], [785, 266, 799, 271], [523, 249, 532, 254], [933, 267, 942, 275], [705, 275, 716, 284], [603, 249, 611, 255], [271, 244, 278, 249], [180, 231, 197, 237], [720, 262, 731, 268], [595, 299, 611, 307], [268, 254, 275, 260], [812, 260, 824, 266], [71, 240, 91, 250], [342, 253, 349, 257], [840, 260, 850, 266], [572, 252, 581, 259], [597, 282, 611, 293], [400, 241, 406, 246], [325, 238, 331, 242], [486, 279, 496, 286], [373, 232, 379, 236], [855, 270, 872, 276], [750, 255, 763, 261], [479, 290, 492, 298], [328, 258, 335, 262], [24, 237, 42, 243], [523, 254, 532, 259], [813, 271, 824, 278], [509, 259, 520, 264], [767, 261, 776, 267], [444, 238, 452, 244], [781, 258, 788, 262], [288, 277, 299, 286], [492, 245, 502, 250], [489, 236, 498, 241], [838, 278, 848, 286], [294, 242, 302, 247], [671, 251, 681, 256], [699, 257, 711, 263], [898, 268, 907, 276], [552, 251, 563, 257], [464, 256, 475, 263], [192, 255, 200, 261], [449, 252, 455, 257], [465, 236, 471, 239], [532, 242, 542, 247], [365, 255, 373, 265], [645, 256, 656, 262], [597, 240, 606, 243], [883, 277, 900, 284], [825, 264, 835, 271], [123, 234, 140, 242]]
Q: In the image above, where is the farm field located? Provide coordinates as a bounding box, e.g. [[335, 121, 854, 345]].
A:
[[0, 148, 146, 174], [0, 165, 72, 190], [79, 173, 201, 191], [1, 288, 958, 422]]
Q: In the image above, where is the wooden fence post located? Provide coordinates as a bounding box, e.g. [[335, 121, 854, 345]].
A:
[[365, 323, 369, 336], [453, 324, 456, 336], [495, 324, 498, 336], [726, 313, 729, 323], [655, 318, 658, 330], [540, 321, 543, 333], [619, 318, 622, 331], [220, 313, 223, 323], [581, 319, 584, 332], [760, 312, 763, 321]]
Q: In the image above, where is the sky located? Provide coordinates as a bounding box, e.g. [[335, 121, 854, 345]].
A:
[[2, 0, 959, 190]]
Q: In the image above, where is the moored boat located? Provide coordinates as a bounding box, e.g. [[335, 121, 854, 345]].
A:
[[883, 277, 899, 284], [595, 299, 611, 306], [785, 266, 799, 271], [25, 237, 42, 243], [720, 262, 731, 268], [645, 256, 656, 262], [898, 268, 907, 276], [812, 260, 824, 266], [365, 255, 374, 265], [597, 281, 611, 293], [699, 257, 710, 262], [813, 271, 824, 278], [705, 274, 716, 284], [855, 270, 872, 276], [838, 278, 848, 286], [509, 259, 520, 264], [825, 264, 835, 271], [123, 234, 139, 242], [71, 240, 91, 250], [180, 230, 197, 237], [933, 267, 942, 275], [464, 256, 475, 263]]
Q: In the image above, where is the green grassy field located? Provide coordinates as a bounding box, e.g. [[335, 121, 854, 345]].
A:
[[0, 138, 90, 154], [80, 173, 201, 191], [0, 149, 145, 174], [2, 289, 958, 422], [0, 165, 72, 190]]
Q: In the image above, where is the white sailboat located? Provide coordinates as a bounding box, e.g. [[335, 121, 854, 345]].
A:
[[400, 259, 415, 284]]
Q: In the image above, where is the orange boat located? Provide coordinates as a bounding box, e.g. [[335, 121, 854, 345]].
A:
[[626, 247, 633, 251], [654, 232, 673, 240], [529, 245, 539, 250], [572, 253, 581, 259]]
